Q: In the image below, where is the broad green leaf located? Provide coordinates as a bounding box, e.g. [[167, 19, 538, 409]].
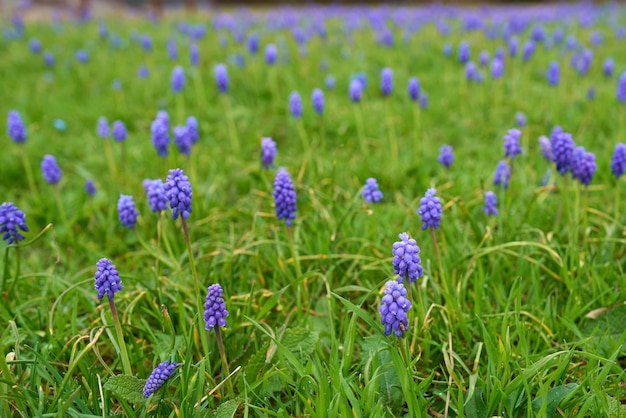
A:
[[214, 399, 240, 418], [104, 374, 146, 404], [281, 327, 319, 364], [531, 383, 578, 417], [465, 387, 489, 418]]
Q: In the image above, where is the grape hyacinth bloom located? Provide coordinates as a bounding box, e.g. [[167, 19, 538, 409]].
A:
[[289, 92, 302, 119], [261, 137, 277, 169], [143, 179, 168, 213], [138, 65, 149, 78], [547, 62, 560, 86], [265, 44, 277, 64], [85, 179, 96, 196], [143, 361, 177, 398], [349, 80, 362, 102], [44, 52, 54, 67], [417, 188, 442, 230], [76, 50, 88, 63], [392, 233, 423, 283], [164, 168, 192, 220], [438, 145, 453, 168], [94, 258, 123, 300], [551, 131, 575, 175], [379, 280, 411, 337], [617, 72, 626, 103], [7, 111, 26, 143], [515, 112, 526, 127], [41, 155, 61, 184], [362, 177, 383, 204], [186, 116, 198, 144], [97, 117, 109, 139], [611, 144, 626, 179], [493, 160, 511, 189], [173, 126, 191, 156], [167, 38, 177, 60], [479, 50, 489, 67], [458, 41, 470, 64], [189, 42, 199, 66], [408, 77, 420, 101], [504, 129, 522, 159], [247, 34, 259, 55], [380, 68, 393, 96], [508, 37, 519, 57], [171, 66, 185, 93], [420, 92, 428, 109], [204, 284, 229, 330], [151, 116, 169, 157], [312, 88, 324, 115], [214, 63, 228, 93], [484, 192, 498, 216], [571, 147, 596, 186], [491, 57, 504, 79], [522, 41, 535, 62], [29, 38, 41, 54], [0, 202, 29, 245], [587, 88, 595, 101], [141, 35, 152, 52], [465, 62, 477, 82], [112, 120, 127, 142], [325, 75, 335, 90], [443, 44, 452, 57], [272, 168, 296, 226], [117, 194, 139, 229], [603, 58, 614, 77], [538, 136, 554, 162]]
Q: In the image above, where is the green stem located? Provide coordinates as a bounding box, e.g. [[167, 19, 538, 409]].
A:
[[353, 103, 367, 155], [155, 213, 163, 303], [430, 228, 446, 295], [385, 98, 398, 167], [18, 146, 37, 196], [615, 179, 621, 227], [103, 139, 117, 181], [214, 327, 234, 398], [413, 105, 421, 160], [109, 298, 132, 376], [223, 95, 240, 153], [5, 247, 20, 297]]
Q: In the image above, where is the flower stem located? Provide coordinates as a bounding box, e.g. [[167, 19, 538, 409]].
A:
[[213, 327, 234, 398], [385, 98, 398, 168], [5, 247, 21, 297], [353, 103, 367, 155], [108, 298, 132, 376], [103, 139, 117, 180], [223, 95, 240, 153], [18, 146, 37, 196]]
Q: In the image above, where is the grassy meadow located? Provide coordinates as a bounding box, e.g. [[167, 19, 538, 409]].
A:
[[1, 3, 626, 417]]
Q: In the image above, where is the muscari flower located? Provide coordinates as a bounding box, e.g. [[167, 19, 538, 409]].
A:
[[214, 63, 228, 93], [443, 44, 452, 57], [189, 42, 199, 66], [515, 112, 526, 127], [491, 57, 504, 79], [173, 126, 191, 156], [204, 283, 229, 330], [392, 232, 423, 283], [97, 117, 109, 139], [504, 128, 522, 159], [30, 38, 41, 54], [325, 75, 335, 90], [571, 147, 596, 186], [44, 52, 54, 67], [247, 33, 259, 54], [611, 143, 626, 179], [164, 168, 192, 220], [547, 62, 560, 86], [167, 38, 177, 60], [117, 194, 139, 229], [349, 80, 362, 102], [508, 36, 518, 57], [538, 136, 554, 162], [41, 154, 61, 184], [617, 72, 626, 103], [94, 258, 123, 300], [289, 92, 302, 119], [261, 137, 277, 169], [438, 145, 453, 168], [522, 40, 535, 62], [151, 116, 169, 157], [171, 66, 185, 93], [265, 44, 277, 64], [417, 188, 442, 230], [420, 92, 428, 109], [603, 58, 614, 77], [551, 131, 575, 175], [484, 191, 498, 216], [7, 111, 26, 143], [76, 49, 88, 63], [458, 41, 470, 64], [380, 280, 411, 337], [362, 177, 383, 204], [143, 179, 168, 213], [186, 116, 198, 144], [493, 160, 511, 189], [408, 77, 420, 101], [312, 88, 324, 115], [112, 120, 127, 142], [143, 361, 177, 398], [0, 202, 29, 244], [479, 50, 489, 67], [85, 179, 96, 196], [138, 65, 149, 79], [141, 34, 152, 52], [273, 168, 296, 226], [465, 62, 477, 82], [380, 68, 393, 96]]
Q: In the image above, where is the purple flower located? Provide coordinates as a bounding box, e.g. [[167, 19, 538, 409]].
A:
[[141, 34, 152, 52], [273, 168, 296, 226], [325, 75, 335, 90], [417, 188, 442, 230], [443, 44, 452, 57], [289, 92, 302, 119], [138, 65, 149, 78], [551, 131, 575, 175], [76, 50, 88, 63], [97, 117, 109, 139], [479, 50, 489, 67], [143, 179, 168, 213], [189, 42, 199, 66], [392, 232, 423, 283], [214, 63, 228, 93], [94, 258, 123, 300], [117, 194, 139, 229], [143, 361, 177, 398], [350, 80, 365, 104], [538, 136, 554, 162], [0, 202, 29, 244], [186, 116, 198, 144], [577, 50, 593, 76], [458, 41, 470, 64], [603, 58, 614, 77], [522, 41, 535, 62], [151, 116, 169, 157], [29, 38, 41, 54], [547, 62, 560, 86], [167, 38, 177, 60], [247, 33, 259, 54], [491, 57, 504, 79], [587, 88, 595, 100], [112, 120, 127, 142], [204, 283, 229, 330], [311, 88, 324, 115], [571, 147, 596, 186], [379, 280, 411, 337], [44, 52, 54, 67], [617, 72, 626, 103], [408, 77, 420, 101], [7, 111, 26, 143], [438, 145, 453, 168], [504, 129, 522, 159], [465, 62, 477, 82], [265, 44, 277, 65], [173, 126, 191, 156], [41, 154, 61, 185], [261, 137, 277, 169], [493, 160, 511, 189], [515, 112, 526, 128], [484, 191, 498, 216], [380, 68, 393, 96], [171, 66, 185, 94], [419, 92, 428, 109], [611, 144, 626, 179], [508, 37, 518, 57], [85, 179, 96, 196], [164, 168, 192, 220], [362, 177, 383, 204]]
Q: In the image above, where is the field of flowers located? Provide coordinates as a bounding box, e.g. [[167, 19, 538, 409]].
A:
[[1, 2, 626, 416]]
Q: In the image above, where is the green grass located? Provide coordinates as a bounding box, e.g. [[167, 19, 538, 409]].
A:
[[1, 6, 626, 417]]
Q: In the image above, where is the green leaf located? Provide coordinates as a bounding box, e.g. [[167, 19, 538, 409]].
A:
[[465, 387, 489, 418], [214, 399, 240, 418], [281, 327, 319, 364], [580, 304, 626, 337], [153, 332, 185, 361], [103, 374, 146, 404], [531, 383, 578, 417], [243, 341, 270, 381]]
